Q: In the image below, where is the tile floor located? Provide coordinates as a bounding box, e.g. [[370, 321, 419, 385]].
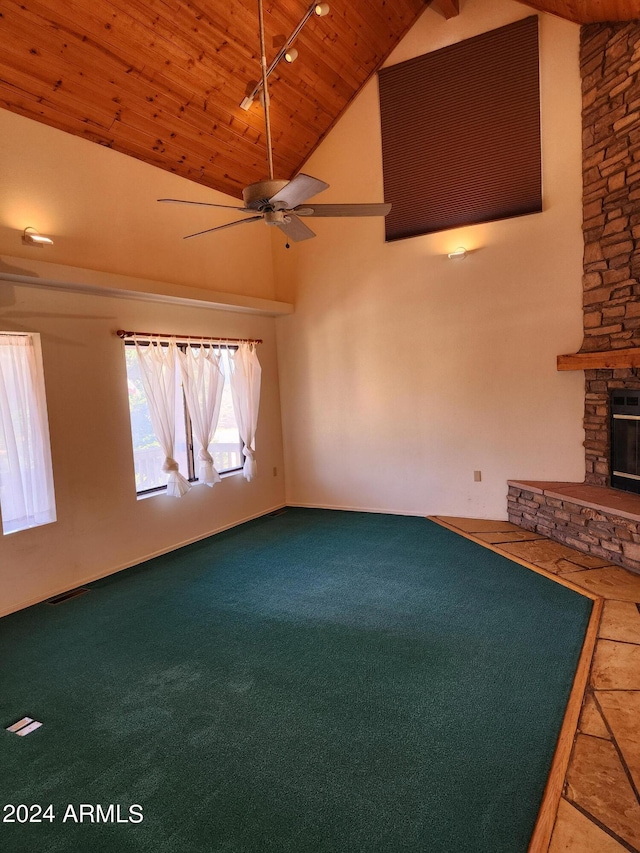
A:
[[434, 516, 640, 853]]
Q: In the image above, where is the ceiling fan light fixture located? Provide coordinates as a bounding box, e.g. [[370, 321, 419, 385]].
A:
[[264, 210, 286, 226], [22, 227, 54, 247], [314, 3, 330, 16], [284, 47, 298, 63]]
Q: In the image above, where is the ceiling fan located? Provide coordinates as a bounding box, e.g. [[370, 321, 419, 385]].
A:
[[158, 0, 391, 244]]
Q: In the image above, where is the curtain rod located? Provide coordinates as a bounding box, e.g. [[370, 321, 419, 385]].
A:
[[116, 329, 262, 345]]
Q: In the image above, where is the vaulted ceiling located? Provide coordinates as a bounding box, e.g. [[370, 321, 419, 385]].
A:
[[0, 0, 635, 199], [517, 1, 639, 21]]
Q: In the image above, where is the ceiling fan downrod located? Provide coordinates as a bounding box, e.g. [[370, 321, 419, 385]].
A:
[[257, 0, 275, 181], [158, 3, 391, 243]]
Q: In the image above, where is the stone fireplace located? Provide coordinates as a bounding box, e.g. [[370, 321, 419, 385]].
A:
[[582, 20, 640, 485], [610, 389, 640, 493], [508, 21, 640, 573]]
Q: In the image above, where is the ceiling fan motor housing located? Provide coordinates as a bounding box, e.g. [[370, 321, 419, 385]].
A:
[[243, 179, 289, 210]]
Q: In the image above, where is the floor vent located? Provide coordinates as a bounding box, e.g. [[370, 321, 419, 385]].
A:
[[45, 587, 89, 605], [6, 717, 42, 736], [269, 508, 288, 517]]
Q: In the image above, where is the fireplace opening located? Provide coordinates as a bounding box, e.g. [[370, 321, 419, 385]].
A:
[[611, 391, 640, 494]]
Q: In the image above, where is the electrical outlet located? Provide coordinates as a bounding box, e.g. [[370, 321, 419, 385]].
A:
[[474, 470, 482, 482]]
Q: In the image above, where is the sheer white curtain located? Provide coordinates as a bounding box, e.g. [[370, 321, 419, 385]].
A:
[[0, 334, 56, 533], [135, 338, 191, 497], [229, 342, 261, 481], [177, 344, 224, 487]]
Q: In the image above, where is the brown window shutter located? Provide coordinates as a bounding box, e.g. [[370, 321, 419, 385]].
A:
[[378, 16, 542, 242]]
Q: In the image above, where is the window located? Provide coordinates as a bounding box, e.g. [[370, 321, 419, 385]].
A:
[[125, 343, 243, 496], [0, 333, 56, 533]]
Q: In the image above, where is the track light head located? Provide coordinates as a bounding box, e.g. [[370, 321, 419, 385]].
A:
[[240, 3, 330, 109]]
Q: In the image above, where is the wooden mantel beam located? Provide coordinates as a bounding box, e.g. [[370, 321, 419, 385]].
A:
[[430, 0, 460, 19], [557, 348, 640, 371]]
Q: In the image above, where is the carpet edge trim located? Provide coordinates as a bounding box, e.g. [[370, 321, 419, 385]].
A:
[[287, 501, 436, 517], [526, 597, 602, 853], [427, 516, 600, 601], [427, 514, 604, 853]]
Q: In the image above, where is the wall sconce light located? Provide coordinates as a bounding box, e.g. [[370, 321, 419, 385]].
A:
[[22, 227, 54, 247], [447, 247, 467, 260], [284, 47, 299, 63]]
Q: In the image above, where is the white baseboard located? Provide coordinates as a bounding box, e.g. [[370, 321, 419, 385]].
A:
[[286, 501, 428, 518], [1, 503, 287, 618]]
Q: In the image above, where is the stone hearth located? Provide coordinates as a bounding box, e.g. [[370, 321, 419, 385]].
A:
[[508, 481, 640, 573]]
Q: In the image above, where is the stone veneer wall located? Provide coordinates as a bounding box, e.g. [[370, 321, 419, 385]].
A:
[[508, 483, 640, 572], [581, 21, 640, 353], [508, 24, 640, 562], [581, 22, 640, 485]]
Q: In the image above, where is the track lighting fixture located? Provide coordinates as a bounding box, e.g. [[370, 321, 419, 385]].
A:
[[22, 227, 54, 247], [239, 1, 330, 110], [161, 0, 390, 244]]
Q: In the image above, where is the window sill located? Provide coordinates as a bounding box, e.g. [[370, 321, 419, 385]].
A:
[[135, 469, 242, 501]]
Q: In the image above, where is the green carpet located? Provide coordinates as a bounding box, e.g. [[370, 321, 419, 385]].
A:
[[0, 509, 592, 852]]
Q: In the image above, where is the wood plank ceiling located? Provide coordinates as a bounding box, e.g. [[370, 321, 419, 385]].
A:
[[0, 0, 636, 200], [517, 1, 640, 22], [0, 0, 427, 198]]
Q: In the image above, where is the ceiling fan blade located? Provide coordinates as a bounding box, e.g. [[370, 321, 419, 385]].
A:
[[269, 174, 329, 209], [159, 198, 249, 211], [276, 215, 316, 242], [295, 203, 392, 217], [183, 215, 262, 240]]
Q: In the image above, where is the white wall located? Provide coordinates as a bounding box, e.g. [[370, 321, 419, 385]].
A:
[[0, 283, 286, 616], [0, 110, 276, 300], [0, 109, 286, 616], [274, 0, 586, 518]]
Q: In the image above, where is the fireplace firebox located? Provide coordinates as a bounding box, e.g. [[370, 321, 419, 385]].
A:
[[611, 391, 640, 495]]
